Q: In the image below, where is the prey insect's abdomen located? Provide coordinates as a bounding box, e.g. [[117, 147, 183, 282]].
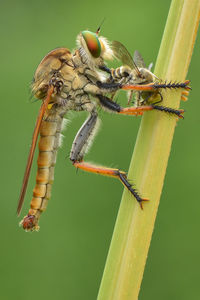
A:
[[20, 114, 64, 231]]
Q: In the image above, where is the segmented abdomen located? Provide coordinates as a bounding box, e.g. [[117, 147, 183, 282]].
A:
[[111, 66, 130, 80], [20, 114, 63, 231]]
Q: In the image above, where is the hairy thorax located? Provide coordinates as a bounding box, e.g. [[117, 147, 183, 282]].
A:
[[32, 48, 103, 116]]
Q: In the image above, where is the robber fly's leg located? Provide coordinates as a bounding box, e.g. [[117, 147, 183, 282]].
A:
[[98, 65, 112, 76], [122, 80, 191, 92], [70, 111, 148, 208], [70, 112, 100, 163], [151, 105, 184, 118], [96, 79, 191, 94], [97, 94, 153, 116], [97, 95, 184, 118], [95, 81, 189, 117], [73, 161, 148, 208]]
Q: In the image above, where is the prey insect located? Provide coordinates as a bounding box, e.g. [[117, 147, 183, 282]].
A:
[[111, 40, 190, 108], [17, 29, 190, 231]]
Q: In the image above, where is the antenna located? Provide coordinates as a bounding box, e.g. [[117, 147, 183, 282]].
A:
[[96, 17, 106, 35]]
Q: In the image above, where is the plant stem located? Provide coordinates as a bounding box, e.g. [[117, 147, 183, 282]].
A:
[[97, 1, 200, 299]]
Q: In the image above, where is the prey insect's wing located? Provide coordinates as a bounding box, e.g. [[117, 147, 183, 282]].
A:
[[112, 40, 134, 68], [17, 85, 54, 216], [112, 41, 141, 77], [133, 50, 146, 68]]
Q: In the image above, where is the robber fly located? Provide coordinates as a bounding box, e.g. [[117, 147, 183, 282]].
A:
[[17, 28, 190, 231], [111, 40, 190, 107]]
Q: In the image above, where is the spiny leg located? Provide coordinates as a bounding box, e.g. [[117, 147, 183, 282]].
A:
[[70, 111, 147, 208], [96, 80, 190, 107], [97, 94, 184, 118], [96, 79, 190, 92], [121, 80, 191, 92], [73, 161, 148, 208], [122, 81, 191, 108]]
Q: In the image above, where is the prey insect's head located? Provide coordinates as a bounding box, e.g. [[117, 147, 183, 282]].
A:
[[138, 68, 158, 84]]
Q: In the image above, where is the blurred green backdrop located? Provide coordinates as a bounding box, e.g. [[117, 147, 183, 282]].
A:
[[0, 0, 199, 299]]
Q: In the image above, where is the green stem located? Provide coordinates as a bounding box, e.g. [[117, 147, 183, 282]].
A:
[[97, 1, 200, 300]]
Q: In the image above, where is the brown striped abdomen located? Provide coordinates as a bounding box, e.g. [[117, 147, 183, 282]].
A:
[[20, 114, 63, 231]]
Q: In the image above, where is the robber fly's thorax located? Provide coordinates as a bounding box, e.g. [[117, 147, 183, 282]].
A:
[[31, 47, 104, 114], [32, 48, 73, 100]]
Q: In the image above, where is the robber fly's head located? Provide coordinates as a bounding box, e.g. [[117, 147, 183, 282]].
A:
[[77, 30, 114, 68]]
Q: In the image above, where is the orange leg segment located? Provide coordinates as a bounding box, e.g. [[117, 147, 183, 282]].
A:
[[122, 84, 156, 91], [73, 161, 148, 209], [119, 105, 153, 115], [97, 94, 184, 118], [122, 80, 191, 92], [119, 105, 184, 118]]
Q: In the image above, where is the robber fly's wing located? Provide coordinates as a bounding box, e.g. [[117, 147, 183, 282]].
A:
[[17, 85, 54, 216], [133, 50, 146, 68], [112, 41, 135, 68]]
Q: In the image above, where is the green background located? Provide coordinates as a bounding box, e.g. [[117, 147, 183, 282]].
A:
[[1, 0, 199, 299]]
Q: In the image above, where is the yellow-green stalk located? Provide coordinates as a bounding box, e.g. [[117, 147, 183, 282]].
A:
[[97, 1, 200, 299]]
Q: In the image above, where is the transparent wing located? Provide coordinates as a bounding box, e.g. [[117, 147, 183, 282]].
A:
[[148, 62, 153, 71], [112, 40, 134, 68], [133, 50, 146, 68], [112, 41, 142, 77]]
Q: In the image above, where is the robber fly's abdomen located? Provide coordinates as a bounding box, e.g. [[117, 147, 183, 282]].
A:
[[20, 114, 63, 231]]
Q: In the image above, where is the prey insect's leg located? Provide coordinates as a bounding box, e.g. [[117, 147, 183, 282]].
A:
[[70, 111, 147, 208], [97, 95, 184, 118]]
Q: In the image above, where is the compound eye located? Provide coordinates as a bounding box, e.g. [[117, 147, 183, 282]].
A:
[[82, 30, 101, 58]]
